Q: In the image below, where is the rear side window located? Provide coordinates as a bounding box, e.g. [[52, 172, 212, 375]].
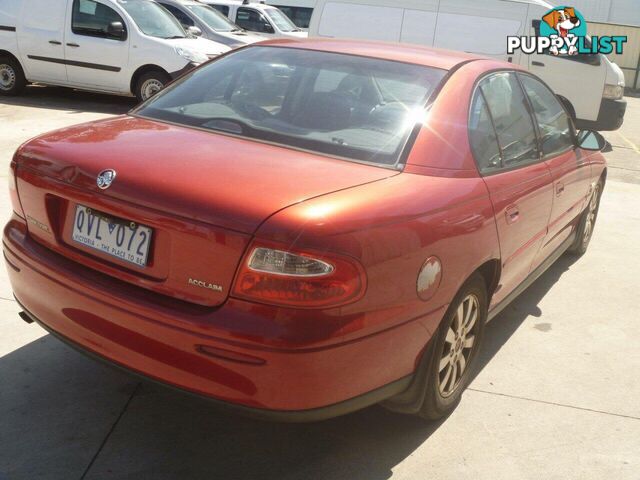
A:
[[479, 72, 539, 169], [518, 74, 574, 157], [72, 0, 127, 40], [469, 91, 501, 174]]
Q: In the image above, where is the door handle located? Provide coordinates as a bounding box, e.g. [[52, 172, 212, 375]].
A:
[[49, 40, 62, 45], [532, 61, 545, 67], [66, 42, 80, 47], [505, 205, 520, 224], [556, 183, 565, 196]]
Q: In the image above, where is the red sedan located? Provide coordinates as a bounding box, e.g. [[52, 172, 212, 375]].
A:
[[5, 39, 606, 421]]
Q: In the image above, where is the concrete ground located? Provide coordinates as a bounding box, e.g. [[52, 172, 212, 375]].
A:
[[1, 86, 639, 480]]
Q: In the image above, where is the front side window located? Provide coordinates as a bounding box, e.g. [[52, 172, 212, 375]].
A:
[[72, 0, 127, 40], [185, 4, 238, 32], [479, 72, 539, 169], [210, 4, 230, 17], [236, 8, 272, 33], [518, 74, 574, 157], [264, 8, 299, 32], [159, 4, 195, 28], [119, 0, 186, 39], [136, 46, 446, 166]]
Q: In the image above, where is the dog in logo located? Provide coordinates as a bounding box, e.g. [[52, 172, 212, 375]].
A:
[[543, 7, 581, 55]]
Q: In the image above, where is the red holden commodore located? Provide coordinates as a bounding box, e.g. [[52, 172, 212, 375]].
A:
[[5, 39, 607, 421]]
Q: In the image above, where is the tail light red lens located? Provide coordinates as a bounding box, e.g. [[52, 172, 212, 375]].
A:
[[8, 160, 25, 219], [232, 242, 366, 308]]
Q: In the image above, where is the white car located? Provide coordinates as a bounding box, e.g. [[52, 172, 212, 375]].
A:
[[0, 0, 231, 102], [203, 0, 307, 39], [308, 0, 626, 131]]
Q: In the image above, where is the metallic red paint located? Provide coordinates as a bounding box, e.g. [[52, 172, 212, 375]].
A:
[[4, 40, 607, 418]]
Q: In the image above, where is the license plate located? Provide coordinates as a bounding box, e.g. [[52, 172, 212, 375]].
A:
[[71, 205, 152, 267]]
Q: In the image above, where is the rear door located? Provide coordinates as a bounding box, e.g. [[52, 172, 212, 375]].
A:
[[469, 71, 554, 309], [63, 0, 129, 91], [17, 0, 68, 83], [518, 73, 592, 261]]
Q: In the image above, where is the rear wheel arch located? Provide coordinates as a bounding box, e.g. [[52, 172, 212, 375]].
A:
[[475, 259, 501, 305]]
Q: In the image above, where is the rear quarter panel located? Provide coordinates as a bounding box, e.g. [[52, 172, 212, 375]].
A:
[[255, 172, 499, 343]]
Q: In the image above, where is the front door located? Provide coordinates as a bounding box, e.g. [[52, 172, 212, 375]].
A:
[[469, 72, 554, 308], [63, 0, 129, 91]]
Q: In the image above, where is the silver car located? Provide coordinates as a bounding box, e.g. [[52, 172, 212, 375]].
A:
[[157, 0, 263, 47]]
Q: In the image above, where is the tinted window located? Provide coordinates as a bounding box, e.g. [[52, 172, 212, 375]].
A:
[[480, 72, 539, 168], [274, 6, 312, 28], [210, 4, 229, 17], [519, 74, 574, 157], [120, 0, 186, 39], [136, 46, 446, 166], [469, 91, 501, 174], [264, 8, 298, 32], [186, 4, 237, 32], [160, 4, 195, 27], [72, 0, 127, 40], [236, 8, 272, 33]]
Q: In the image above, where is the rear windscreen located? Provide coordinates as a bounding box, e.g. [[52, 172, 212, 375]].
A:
[[136, 46, 447, 166]]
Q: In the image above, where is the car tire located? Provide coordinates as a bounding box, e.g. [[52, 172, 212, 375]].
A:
[[568, 180, 603, 256], [0, 56, 27, 96], [418, 273, 488, 420], [135, 71, 170, 103]]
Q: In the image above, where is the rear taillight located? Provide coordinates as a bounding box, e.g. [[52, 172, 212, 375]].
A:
[[8, 160, 25, 219], [232, 242, 366, 308]]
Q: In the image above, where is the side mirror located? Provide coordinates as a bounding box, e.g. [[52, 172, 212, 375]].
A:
[[262, 22, 274, 34], [187, 26, 202, 37], [107, 21, 126, 40], [577, 130, 606, 151]]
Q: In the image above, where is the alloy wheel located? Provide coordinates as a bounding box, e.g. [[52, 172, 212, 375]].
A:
[[582, 184, 600, 248], [0, 64, 16, 91], [438, 294, 479, 397]]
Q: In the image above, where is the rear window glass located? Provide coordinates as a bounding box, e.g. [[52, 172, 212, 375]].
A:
[[135, 46, 446, 166]]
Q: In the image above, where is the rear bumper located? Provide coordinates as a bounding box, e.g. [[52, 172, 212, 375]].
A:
[[4, 217, 437, 420], [576, 98, 626, 131]]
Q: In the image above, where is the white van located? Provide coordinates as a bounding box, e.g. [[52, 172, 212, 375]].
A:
[[0, 0, 230, 102], [308, 0, 627, 131], [203, 0, 308, 38]]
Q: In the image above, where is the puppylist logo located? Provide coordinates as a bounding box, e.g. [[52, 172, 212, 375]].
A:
[[508, 6, 627, 56]]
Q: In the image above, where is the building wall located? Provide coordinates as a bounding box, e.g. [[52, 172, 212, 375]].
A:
[[568, 0, 640, 27]]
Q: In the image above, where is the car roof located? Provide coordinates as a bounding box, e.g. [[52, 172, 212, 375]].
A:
[[203, 0, 277, 7], [256, 38, 486, 71], [159, 0, 201, 5]]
